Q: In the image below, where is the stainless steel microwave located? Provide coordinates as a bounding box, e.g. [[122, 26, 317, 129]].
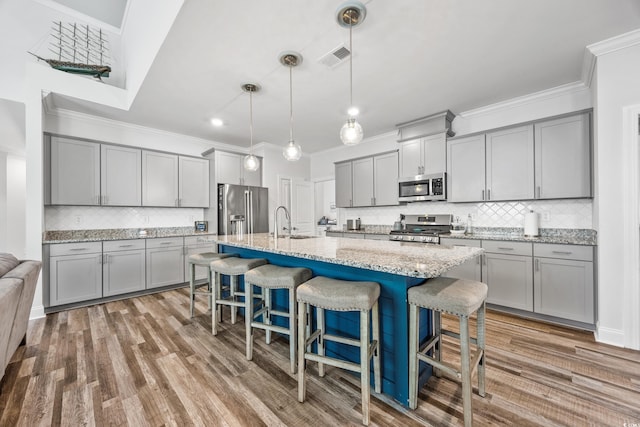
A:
[[398, 172, 446, 202]]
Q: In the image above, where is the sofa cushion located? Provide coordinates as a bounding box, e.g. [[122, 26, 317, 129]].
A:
[[4, 261, 42, 359], [0, 253, 19, 277], [0, 278, 22, 380]]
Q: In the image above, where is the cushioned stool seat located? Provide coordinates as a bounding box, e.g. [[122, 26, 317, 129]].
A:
[[244, 265, 312, 373], [408, 277, 488, 427], [188, 252, 237, 319], [297, 276, 381, 426], [209, 257, 268, 335]]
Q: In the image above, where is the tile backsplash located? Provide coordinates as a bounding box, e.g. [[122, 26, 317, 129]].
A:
[[338, 199, 593, 229], [45, 206, 204, 230]]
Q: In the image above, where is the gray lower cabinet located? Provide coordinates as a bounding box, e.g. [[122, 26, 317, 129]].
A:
[[183, 235, 217, 283], [146, 237, 185, 289], [440, 238, 482, 281], [326, 231, 343, 237], [102, 240, 146, 296], [481, 241, 534, 311], [533, 243, 594, 323], [48, 242, 103, 306]]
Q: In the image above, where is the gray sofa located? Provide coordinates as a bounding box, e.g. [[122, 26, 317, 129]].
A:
[[0, 253, 41, 381]]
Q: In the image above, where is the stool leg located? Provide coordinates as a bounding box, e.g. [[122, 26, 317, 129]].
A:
[[265, 288, 272, 345], [408, 303, 419, 409], [433, 310, 442, 378], [297, 300, 307, 403], [230, 275, 238, 324], [206, 266, 212, 311], [372, 301, 381, 394], [246, 282, 254, 360], [460, 315, 473, 427], [360, 309, 371, 426], [477, 301, 486, 397], [317, 307, 325, 378], [212, 270, 220, 335], [289, 287, 297, 374], [189, 263, 196, 318]]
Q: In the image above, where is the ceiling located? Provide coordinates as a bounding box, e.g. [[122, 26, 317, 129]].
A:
[[36, 1, 640, 153]]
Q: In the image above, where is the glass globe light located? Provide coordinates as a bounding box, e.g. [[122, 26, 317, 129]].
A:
[[340, 117, 364, 145], [283, 140, 302, 161], [243, 154, 259, 171]]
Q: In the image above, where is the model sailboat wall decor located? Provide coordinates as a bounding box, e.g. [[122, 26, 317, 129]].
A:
[[29, 21, 112, 80]]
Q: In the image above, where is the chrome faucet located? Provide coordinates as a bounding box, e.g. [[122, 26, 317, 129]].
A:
[[274, 205, 291, 238]]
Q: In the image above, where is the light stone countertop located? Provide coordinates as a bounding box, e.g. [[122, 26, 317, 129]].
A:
[[213, 233, 483, 279], [43, 227, 216, 244]]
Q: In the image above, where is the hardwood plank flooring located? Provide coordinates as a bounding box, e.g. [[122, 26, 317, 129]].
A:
[[1, 288, 639, 426]]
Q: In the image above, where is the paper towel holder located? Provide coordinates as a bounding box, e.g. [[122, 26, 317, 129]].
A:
[[524, 209, 540, 237]]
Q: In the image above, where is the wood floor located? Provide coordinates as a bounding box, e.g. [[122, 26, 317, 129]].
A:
[[1, 288, 639, 426]]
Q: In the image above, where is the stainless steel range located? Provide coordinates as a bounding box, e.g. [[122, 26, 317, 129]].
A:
[[389, 214, 453, 244]]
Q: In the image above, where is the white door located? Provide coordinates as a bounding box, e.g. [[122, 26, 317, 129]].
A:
[[291, 179, 314, 235]]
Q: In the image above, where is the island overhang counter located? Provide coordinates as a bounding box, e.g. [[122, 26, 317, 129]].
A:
[[212, 233, 483, 406]]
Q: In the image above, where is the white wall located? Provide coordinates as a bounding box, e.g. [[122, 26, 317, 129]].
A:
[[6, 156, 26, 257], [593, 42, 640, 348]]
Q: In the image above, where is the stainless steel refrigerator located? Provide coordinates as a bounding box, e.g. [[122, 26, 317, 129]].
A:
[[217, 183, 269, 235]]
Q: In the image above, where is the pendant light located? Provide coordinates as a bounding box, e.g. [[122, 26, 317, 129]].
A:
[[337, 1, 366, 145], [280, 52, 302, 161], [242, 83, 260, 172]]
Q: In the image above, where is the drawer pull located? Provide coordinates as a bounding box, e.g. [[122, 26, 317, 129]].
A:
[[69, 248, 88, 251], [497, 247, 514, 251], [119, 244, 134, 248], [160, 242, 173, 245], [552, 250, 572, 255]]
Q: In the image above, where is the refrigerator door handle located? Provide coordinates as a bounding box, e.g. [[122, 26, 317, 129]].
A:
[[244, 190, 251, 234], [249, 191, 254, 234]]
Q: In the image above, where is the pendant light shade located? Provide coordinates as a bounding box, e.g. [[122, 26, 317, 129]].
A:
[[280, 52, 303, 161], [336, 1, 366, 146], [242, 83, 260, 172]]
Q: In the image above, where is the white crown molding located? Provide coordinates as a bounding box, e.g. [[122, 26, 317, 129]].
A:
[[456, 81, 589, 119], [582, 28, 640, 89], [44, 106, 243, 153]]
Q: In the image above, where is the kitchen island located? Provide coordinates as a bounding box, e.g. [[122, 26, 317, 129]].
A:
[[212, 233, 482, 406]]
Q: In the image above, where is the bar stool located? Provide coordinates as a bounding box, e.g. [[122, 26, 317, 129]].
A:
[[209, 257, 268, 335], [188, 252, 237, 319], [408, 277, 488, 427], [244, 264, 312, 373], [296, 276, 381, 426]]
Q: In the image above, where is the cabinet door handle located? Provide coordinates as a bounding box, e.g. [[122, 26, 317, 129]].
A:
[[535, 258, 540, 271], [482, 254, 486, 266], [481, 190, 485, 201], [476, 255, 480, 265], [552, 250, 572, 255], [98, 254, 102, 264], [96, 195, 100, 205], [487, 189, 491, 200], [536, 186, 541, 199], [178, 198, 182, 207], [497, 247, 514, 251]]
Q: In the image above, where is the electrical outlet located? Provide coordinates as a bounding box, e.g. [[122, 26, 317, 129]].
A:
[[74, 215, 82, 224], [543, 212, 550, 221], [188, 215, 195, 222]]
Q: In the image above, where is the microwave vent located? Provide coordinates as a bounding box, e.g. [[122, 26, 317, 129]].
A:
[[318, 44, 350, 68]]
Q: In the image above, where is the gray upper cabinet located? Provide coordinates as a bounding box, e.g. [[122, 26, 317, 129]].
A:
[[399, 133, 447, 178], [335, 151, 399, 208], [142, 151, 179, 207], [50, 136, 100, 205], [215, 151, 262, 186], [447, 134, 485, 202], [534, 113, 591, 199], [335, 161, 353, 208], [373, 151, 400, 206], [179, 156, 210, 207], [101, 144, 142, 206], [352, 157, 374, 207], [485, 125, 535, 201]]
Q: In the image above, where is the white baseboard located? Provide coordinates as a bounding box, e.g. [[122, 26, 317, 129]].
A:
[[595, 326, 625, 347], [29, 304, 45, 320]]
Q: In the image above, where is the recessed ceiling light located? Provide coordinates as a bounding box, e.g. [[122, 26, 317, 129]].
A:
[[347, 106, 359, 116], [210, 118, 224, 127]]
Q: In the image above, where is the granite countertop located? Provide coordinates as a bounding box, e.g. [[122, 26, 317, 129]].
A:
[[213, 233, 482, 279], [329, 225, 596, 246], [440, 227, 597, 246], [43, 227, 216, 244]]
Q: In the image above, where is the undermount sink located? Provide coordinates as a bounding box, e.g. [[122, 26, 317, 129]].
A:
[[288, 235, 317, 239]]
